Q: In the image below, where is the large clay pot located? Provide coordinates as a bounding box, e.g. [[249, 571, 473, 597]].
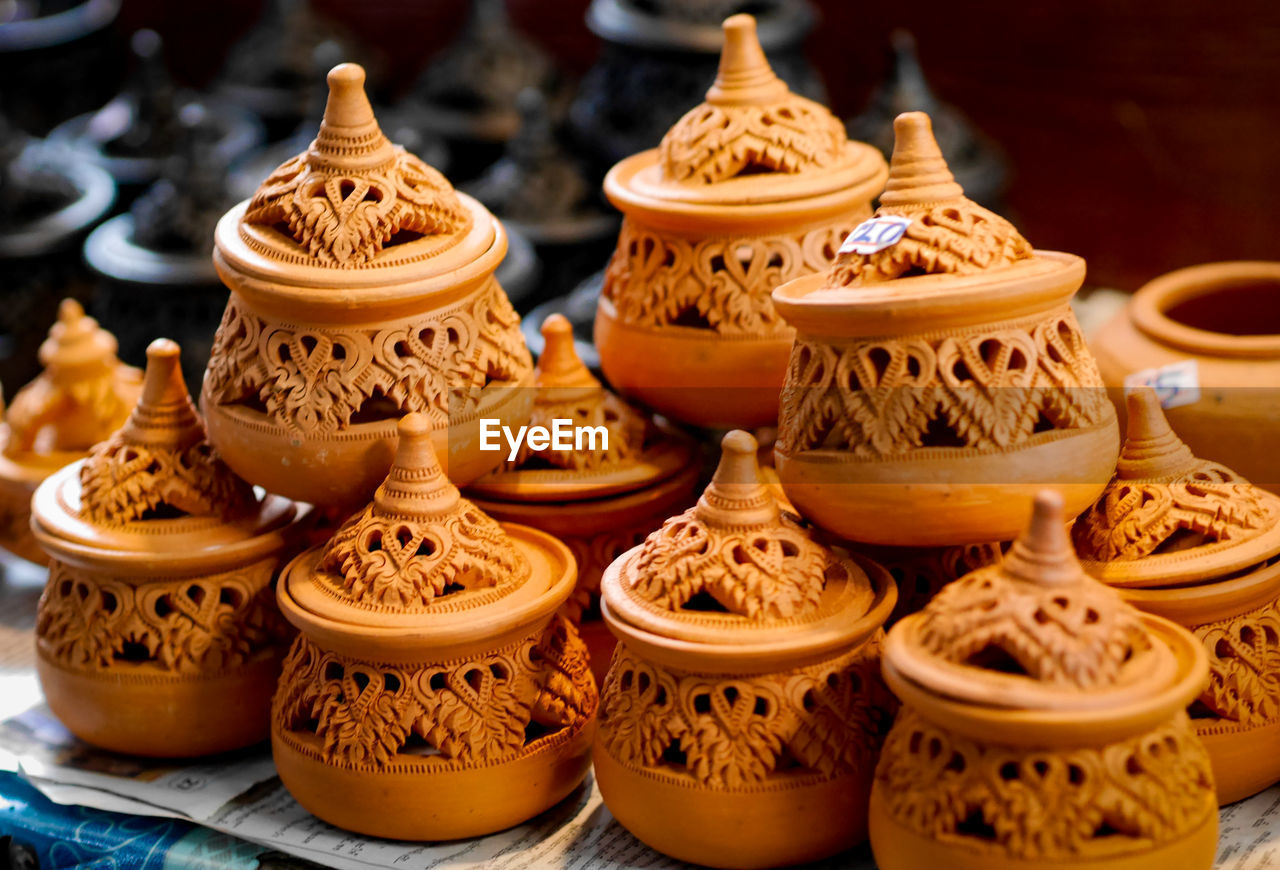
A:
[[271, 413, 597, 840], [594, 431, 898, 868], [870, 491, 1218, 870], [468, 315, 699, 685], [773, 111, 1119, 547], [1074, 389, 1280, 804], [1092, 261, 1280, 491], [593, 15, 886, 429], [0, 301, 140, 565], [202, 64, 534, 510], [31, 340, 309, 757]]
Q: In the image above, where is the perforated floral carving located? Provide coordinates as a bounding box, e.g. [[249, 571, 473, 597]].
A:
[[876, 542, 1006, 623], [1195, 599, 1280, 728], [203, 279, 531, 435], [36, 558, 287, 674], [599, 639, 892, 788], [80, 438, 254, 524], [272, 614, 595, 768], [560, 526, 655, 625], [875, 707, 1216, 860]]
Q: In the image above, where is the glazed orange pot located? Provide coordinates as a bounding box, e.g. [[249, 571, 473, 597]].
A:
[[32, 340, 309, 758], [870, 491, 1218, 870], [468, 314, 699, 684], [203, 63, 533, 510], [271, 413, 597, 840], [773, 111, 1119, 547], [1074, 389, 1280, 804], [594, 431, 898, 868], [593, 15, 887, 429], [0, 300, 140, 565], [1092, 261, 1280, 490]]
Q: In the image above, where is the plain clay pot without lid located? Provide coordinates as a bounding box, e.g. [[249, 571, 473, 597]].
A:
[[0, 301, 141, 565], [870, 491, 1218, 870], [594, 431, 898, 869], [203, 63, 534, 511], [772, 111, 1119, 547], [31, 339, 309, 758], [467, 314, 700, 683], [593, 14, 887, 429], [271, 413, 597, 841], [1091, 261, 1280, 491], [1074, 389, 1280, 804]]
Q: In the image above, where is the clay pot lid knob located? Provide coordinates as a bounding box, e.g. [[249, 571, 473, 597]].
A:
[[1116, 388, 1199, 480], [322, 63, 375, 128], [1001, 490, 1083, 587], [696, 430, 779, 527], [536, 314, 598, 390], [878, 111, 965, 206], [372, 412, 461, 517], [119, 338, 203, 451], [707, 15, 788, 105], [39, 299, 119, 372]]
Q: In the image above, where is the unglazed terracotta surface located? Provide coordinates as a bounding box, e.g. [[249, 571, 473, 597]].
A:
[[31, 339, 308, 757], [1075, 389, 1280, 804], [595, 430, 898, 868], [593, 14, 887, 429], [0, 301, 141, 565], [871, 491, 1217, 870], [271, 413, 597, 840], [468, 315, 699, 684], [203, 63, 533, 509], [1092, 260, 1280, 491], [773, 111, 1119, 547]]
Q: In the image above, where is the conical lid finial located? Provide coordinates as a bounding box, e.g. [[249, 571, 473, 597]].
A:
[[707, 15, 788, 105], [879, 111, 965, 206], [117, 339, 204, 452], [696, 430, 779, 527], [39, 299, 119, 373], [1117, 389, 1198, 479], [309, 62, 396, 171], [536, 314, 598, 390], [371, 413, 461, 517], [1002, 490, 1084, 586]]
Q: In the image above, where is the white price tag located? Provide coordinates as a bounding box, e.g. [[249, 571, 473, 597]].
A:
[[1123, 359, 1201, 409], [838, 216, 913, 255]]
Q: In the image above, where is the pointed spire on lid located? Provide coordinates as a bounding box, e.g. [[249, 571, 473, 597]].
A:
[[370, 413, 461, 518], [308, 63, 396, 171], [117, 338, 203, 451], [879, 111, 965, 206], [1001, 491, 1085, 587], [1116, 389, 1198, 479], [39, 300, 119, 374], [696, 429, 778, 527], [706, 15, 789, 105], [536, 314, 598, 391]]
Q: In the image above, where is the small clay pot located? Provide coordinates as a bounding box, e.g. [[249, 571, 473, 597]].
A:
[[593, 15, 887, 429], [467, 315, 699, 682], [595, 431, 898, 868], [1074, 390, 1280, 804], [870, 491, 1218, 870], [32, 340, 309, 757], [773, 111, 1119, 547], [0, 301, 140, 565], [202, 63, 534, 510], [272, 413, 597, 840], [1092, 261, 1280, 491]]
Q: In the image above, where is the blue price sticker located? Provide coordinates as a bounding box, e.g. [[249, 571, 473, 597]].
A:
[[838, 216, 913, 255], [1123, 360, 1201, 409]]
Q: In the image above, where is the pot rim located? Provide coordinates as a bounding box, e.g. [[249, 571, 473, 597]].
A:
[[1111, 556, 1280, 625], [84, 213, 218, 286], [0, 158, 115, 259], [585, 0, 815, 52], [1130, 260, 1280, 359]]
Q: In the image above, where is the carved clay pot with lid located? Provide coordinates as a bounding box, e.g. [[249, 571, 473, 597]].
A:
[[31, 339, 309, 757], [203, 63, 534, 509], [1074, 389, 1280, 804], [468, 314, 699, 683], [593, 14, 887, 429], [1092, 261, 1280, 491], [870, 491, 1218, 870], [594, 430, 898, 868], [0, 300, 140, 565], [773, 111, 1119, 546], [272, 413, 597, 840]]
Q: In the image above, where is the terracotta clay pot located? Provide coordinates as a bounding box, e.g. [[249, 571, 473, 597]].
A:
[[32, 340, 309, 757], [871, 491, 1218, 870], [593, 15, 887, 429], [202, 63, 534, 510], [0, 301, 141, 565], [594, 431, 898, 868], [1074, 389, 1280, 804], [271, 413, 597, 840], [468, 315, 699, 685], [1092, 261, 1280, 491], [773, 111, 1119, 547]]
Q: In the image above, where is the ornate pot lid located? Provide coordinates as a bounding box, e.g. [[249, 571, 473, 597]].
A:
[[601, 430, 896, 673]]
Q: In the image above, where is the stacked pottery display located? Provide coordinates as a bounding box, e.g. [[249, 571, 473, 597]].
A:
[[201, 63, 534, 508], [593, 14, 887, 429], [31, 339, 309, 757], [467, 314, 699, 683], [772, 111, 1119, 545], [271, 413, 597, 839], [1092, 261, 1280, 490], [594, 431, 898, 868], [870, 491, 1218, 870], [1074, 389, 1280, 803], [0, 301, 140, 565]]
